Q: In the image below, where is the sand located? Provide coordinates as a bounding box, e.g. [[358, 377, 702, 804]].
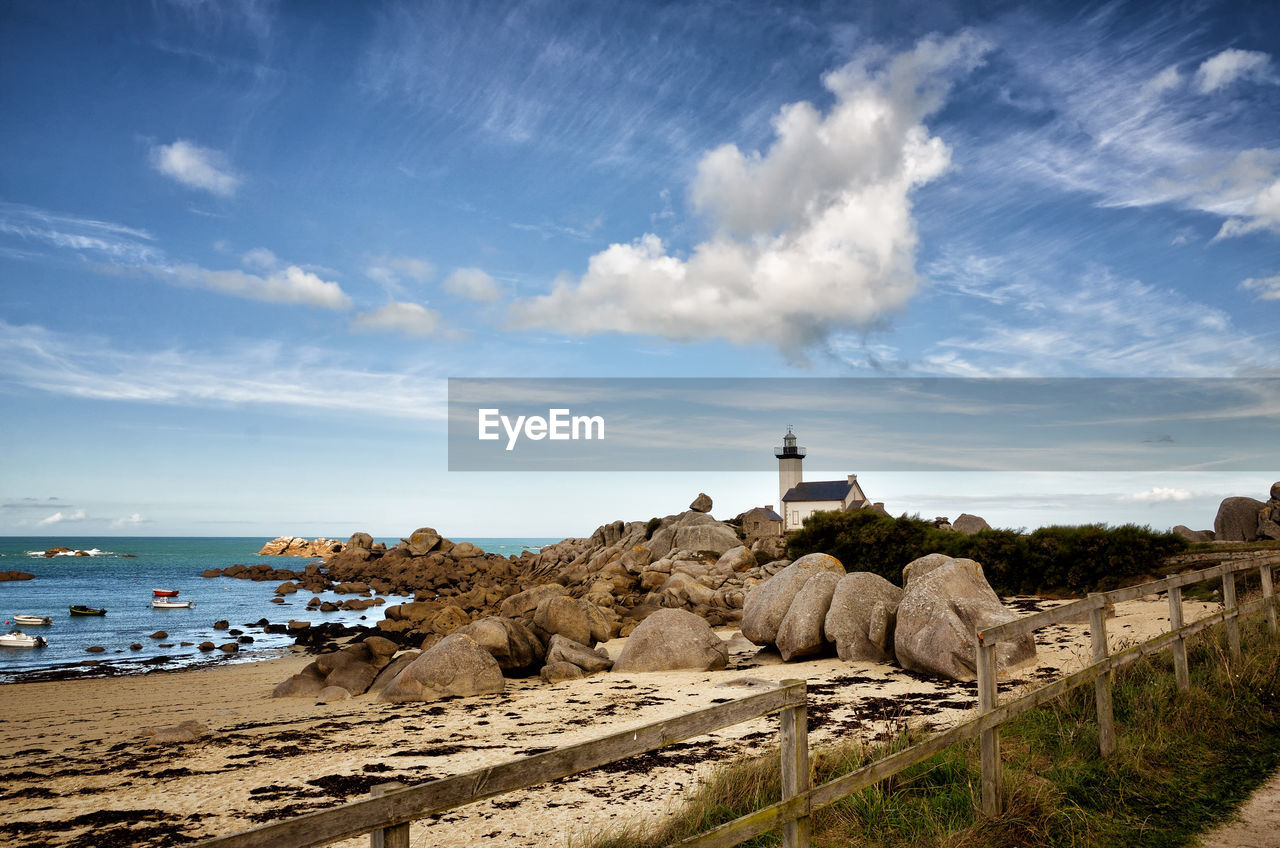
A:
[[0, 594, 1216, 848]]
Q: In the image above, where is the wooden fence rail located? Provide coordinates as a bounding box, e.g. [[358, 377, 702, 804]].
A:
[[194, 552, 1280, 848]]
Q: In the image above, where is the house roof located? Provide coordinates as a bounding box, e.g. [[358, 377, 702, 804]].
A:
[[744, 506, 782, 522], [782, 480, 856, 503]]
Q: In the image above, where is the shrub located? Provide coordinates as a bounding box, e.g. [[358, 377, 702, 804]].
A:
[[786, 511, 1186, 595]]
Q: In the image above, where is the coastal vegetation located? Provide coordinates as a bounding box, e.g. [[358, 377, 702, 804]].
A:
[[787, 511, 1188, 595], [581, 612, 1280, 848]]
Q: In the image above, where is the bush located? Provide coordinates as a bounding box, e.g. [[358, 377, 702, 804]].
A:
[[786, 511, 1186, 595]]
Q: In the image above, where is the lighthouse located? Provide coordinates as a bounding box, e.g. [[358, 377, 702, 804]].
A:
[[775, 426, 806, 521]]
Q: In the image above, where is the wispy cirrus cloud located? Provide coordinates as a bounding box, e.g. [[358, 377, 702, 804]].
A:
[[0, 320, 446, 420], [366, 255, 435, 298], [971, 14, 1280, 239], [0, 202, 159, 264], [854, 247, 1259, 378], [149, 139, 242, 196]]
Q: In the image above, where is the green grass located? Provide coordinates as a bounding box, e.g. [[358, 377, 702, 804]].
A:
[[578, 614, 1280, 848]]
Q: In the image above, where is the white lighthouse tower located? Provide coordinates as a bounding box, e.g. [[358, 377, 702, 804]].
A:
[[775, 426, 805, 521]]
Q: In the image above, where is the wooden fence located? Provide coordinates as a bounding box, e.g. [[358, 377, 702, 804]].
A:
[[194, 552, 1280, 848]]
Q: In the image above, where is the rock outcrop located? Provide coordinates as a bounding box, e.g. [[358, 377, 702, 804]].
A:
[[272, 636, 400, 698], [894, 556, 1035, 681], [258, 537, 345, 557], [378, 633, 505, 703], [1259, 483, 1280, 541], [1172, 525, 1214, 543], [612, 608, 728, 672], [454, 616, 544, 672], [1214, 497, 1264, 542]]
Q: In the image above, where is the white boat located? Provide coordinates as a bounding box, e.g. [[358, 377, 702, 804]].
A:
[[151, 598, 196, 609], [0, 630, 47, 648], [12, 615, 52, 626]]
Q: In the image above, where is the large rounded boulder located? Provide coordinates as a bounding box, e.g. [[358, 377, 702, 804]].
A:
[[741, 553, 844, 646], [823, 572, 904, 663], [894, 556, 1034, 681], [1215, 497, 1264, 542], [378, 633, 505, 703], [612, 608, 728, 672], [532, 595, 613, 647], [455, 616, 545, 672], [775, 571, 842, 661]]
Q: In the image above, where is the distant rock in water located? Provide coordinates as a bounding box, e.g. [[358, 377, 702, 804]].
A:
[[257, 537, 344, 557], [43, 547, 72, 557], [0, 570, 35, 581]]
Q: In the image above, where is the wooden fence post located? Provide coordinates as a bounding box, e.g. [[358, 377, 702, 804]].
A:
[[1222, 571, 1241, 663], [1088, 596, 1116, 758], [1261, 564, 1278, 638], [976, 639, 1001, 816], [1167, 579, 1190, 693], [369, 783, 408, 848], [779, 679, 811, 848]]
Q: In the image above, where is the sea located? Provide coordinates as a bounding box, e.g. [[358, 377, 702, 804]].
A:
[[0, 536, 559, 683]]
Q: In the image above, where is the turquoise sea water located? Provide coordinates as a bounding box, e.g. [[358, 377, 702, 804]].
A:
[[0, 536, 557, 682]]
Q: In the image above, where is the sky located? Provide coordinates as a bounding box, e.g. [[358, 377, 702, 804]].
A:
[[1, 0, 1277, 538]]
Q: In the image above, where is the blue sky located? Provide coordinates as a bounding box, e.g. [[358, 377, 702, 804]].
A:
[[1, 0, 1277, 537]]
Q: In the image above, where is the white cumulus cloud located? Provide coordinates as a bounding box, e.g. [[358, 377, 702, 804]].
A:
[[509, 32, 989, 355], [111, 513, 144, 527], [1195, 49, 1275, 94], [37, 508, 86, 526], [1215, 173, 1280, 239], [241, 247, 278, 270], [351, 301, 441, 337], [157, 263, 352, 310], [1126, 487, 1193, 503], [444, 268, 501, 302], [150, 140, 242, 196], [1241, 274, 1280, 300]]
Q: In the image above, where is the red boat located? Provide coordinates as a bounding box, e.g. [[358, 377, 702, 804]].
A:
[[152, 589, 179, 597]]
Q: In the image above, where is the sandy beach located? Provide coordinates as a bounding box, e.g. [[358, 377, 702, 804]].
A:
[[0, 594, 1216, 848]]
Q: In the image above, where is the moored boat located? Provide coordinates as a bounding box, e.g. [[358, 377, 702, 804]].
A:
[[69, 605, 107, 616], [12, 615, 52, 626], [150, 598, 195, 609], [152, 589, 179, 597], [0, 630, 47, 648]]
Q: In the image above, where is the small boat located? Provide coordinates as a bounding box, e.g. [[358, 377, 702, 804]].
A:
[[12, 615, 52, 626], [0, 630, 47, 648], [69, 605, 107, 616], [151, 598, 195, 609], [152, 589, 179, 597]]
